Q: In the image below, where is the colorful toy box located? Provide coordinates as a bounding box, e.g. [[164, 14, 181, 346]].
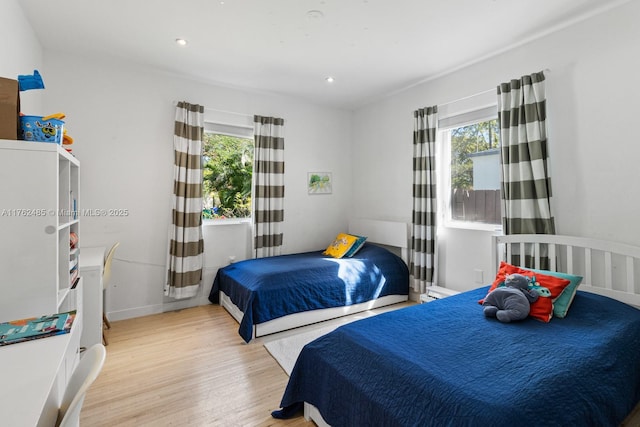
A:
[[20, 115, 64, 144]]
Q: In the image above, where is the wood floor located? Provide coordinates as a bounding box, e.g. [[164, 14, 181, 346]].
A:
[[82, 303, 640, 427], [81, 305, 312, 426]]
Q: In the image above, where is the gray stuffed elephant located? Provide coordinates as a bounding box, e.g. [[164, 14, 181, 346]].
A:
[[483, 273, 539, 322]]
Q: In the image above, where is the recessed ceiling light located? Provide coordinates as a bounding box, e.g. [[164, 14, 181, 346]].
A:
[[175, 38, 188, 46], [325, 76, 335, 83]]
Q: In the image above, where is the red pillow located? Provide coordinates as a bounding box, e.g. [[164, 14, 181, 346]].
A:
[[479, 261, 571, 322]]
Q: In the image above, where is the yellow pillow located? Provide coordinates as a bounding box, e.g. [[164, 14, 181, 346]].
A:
[[323, 233, 358, 258]]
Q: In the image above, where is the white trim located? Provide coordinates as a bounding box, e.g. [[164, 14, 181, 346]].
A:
[[105, 295, 211, 321], [304, 403, 331, 427], [202, 218, 251, 226], [437, 115, 502, 232], [443, 219, 502, 233], [203, 121, 254, 138], [438, 105, 497, 130], [220, 291, 407, 340], [256, 295, 407, 337]]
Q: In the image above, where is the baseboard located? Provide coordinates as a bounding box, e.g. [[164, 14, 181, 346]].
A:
[[106, 295, 211, 321]]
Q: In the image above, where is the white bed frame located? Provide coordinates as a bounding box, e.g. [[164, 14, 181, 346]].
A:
[[491, 234, 640, 308], [219, 218, 410, 341], [303, 233, 640, 426]]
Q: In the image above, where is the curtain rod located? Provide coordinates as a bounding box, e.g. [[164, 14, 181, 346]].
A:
[[437, 68, 551, 109], [172, 101, 252, 119]]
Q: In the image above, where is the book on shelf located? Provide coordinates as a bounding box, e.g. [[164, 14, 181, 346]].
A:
[[0, 310, 76, 346], [70, 268, 79, 286], [69, 231, 78, 249]]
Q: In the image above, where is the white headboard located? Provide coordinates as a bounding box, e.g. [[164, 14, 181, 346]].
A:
[[492, 234, 640, 307], [348, 218, 409, 262]]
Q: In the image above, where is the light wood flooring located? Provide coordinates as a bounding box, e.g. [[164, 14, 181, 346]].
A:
[[81, 304, 311, 426], [82, 303, 640, 427]]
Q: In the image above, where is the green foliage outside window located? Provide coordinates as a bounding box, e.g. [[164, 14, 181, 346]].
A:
[[202, 133, 253, 219], [450, 119, 499, 190]]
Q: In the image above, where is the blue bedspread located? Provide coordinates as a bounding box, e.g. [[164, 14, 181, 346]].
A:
[[208, 244, 409, 342], [275, 287, 640, 426]]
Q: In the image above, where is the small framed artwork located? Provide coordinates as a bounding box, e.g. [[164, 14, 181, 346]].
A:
[[308, 172, 332, 194]]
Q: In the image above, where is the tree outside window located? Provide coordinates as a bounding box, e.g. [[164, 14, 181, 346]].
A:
[[202, 133, 253, 219], [446, 118, 501, 225], [450, 119, 499, 190]]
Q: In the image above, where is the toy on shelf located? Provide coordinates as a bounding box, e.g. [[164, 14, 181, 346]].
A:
[[43, 113, 74, 151], [20, 112, 75, 151], [20, 114, 64, 144], [16, 70, 76, 152], [63, 129, 73, 145], [17, 69, 44, 91]]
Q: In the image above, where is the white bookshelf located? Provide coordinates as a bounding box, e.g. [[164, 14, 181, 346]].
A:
[[0, 139, 81, 321]]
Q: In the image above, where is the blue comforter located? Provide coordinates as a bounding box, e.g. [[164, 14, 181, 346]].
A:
[[208, 244, 409, 342], [275, 287, 640, 426]]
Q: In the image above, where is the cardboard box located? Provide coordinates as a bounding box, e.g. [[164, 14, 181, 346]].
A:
[[0, 77, 20, 140]]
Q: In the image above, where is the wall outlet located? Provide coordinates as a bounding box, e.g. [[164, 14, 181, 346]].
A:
[[473, 269, 484, 284]]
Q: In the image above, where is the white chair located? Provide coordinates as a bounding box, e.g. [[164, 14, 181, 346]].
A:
[[102, 242, 120, 345], [56, 343, 107, 427]]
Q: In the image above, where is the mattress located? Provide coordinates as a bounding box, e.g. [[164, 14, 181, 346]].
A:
[[274, 287, 640, 426], [209, 243, 409, 342]]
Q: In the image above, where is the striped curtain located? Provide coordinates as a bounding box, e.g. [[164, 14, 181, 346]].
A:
[[165, 101, 204, 299], [498, 71, 555, 267], [253, 115, 285, 258], [410, 106, 438, 293]]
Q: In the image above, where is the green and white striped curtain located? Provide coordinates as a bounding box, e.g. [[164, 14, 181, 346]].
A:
[[410, 106, 438, 293], [253, 115, 285, 258], [165, 101, 204, 299], [498, 71, 555, 267]]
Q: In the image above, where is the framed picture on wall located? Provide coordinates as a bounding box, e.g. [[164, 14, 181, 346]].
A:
[[308, 172, 332, 194]]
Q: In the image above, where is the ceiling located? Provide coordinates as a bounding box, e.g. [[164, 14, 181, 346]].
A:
[[19, 0, 627, 110]]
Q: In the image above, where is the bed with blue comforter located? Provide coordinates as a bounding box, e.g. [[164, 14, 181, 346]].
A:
[[274, 286, 640, 426], [208, 243, 409, 342]]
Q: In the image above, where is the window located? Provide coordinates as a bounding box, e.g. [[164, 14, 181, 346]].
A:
[[202, 123, 254, 220], [439, 107, 501, 229]]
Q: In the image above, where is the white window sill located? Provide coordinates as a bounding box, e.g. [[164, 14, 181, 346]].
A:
[[203, 218, 251, 226], [443, 220, 502, 233]]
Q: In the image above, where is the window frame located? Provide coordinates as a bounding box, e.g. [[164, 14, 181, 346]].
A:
[[202, 121, 254, 225], [437, 106, 503, 232]]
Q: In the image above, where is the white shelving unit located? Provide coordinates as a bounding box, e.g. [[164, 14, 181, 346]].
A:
[[0, 139, 85, 420], [0, 139, 81, 321]]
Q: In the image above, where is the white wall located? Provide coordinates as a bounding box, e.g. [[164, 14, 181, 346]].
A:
[[352, 1, 640, 292], [5, 0, 640, 317], [31, 51, 352, 320], [0, 0, 43, 114], [2, 0, 352, 321]]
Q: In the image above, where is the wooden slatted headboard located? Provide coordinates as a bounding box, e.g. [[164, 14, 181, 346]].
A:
[[492, 234, 640, 307]]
